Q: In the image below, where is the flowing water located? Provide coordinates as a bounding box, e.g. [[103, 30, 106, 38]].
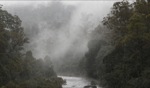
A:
[[59, 76, 101, 88]]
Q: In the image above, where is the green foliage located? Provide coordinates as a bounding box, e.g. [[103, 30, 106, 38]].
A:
[[0, 6, 28, 86], [82, 0, 150, 88], [102, 0, 150, 88], [102, 0, 133, 40], [0, 6, 62, 88]]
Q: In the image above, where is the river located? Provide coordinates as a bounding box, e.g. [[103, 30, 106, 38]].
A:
[[59, 76, 101, 88]]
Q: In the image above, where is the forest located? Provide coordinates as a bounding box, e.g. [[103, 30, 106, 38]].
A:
[[81, 0, 150, 88], [0, 5, 64, 88], [0, 0, 150, 88]]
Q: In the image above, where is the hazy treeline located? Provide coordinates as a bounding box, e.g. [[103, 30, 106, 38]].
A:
[[5, 2, 88, 75], [3, 2, 112, 75], [1, 0, 150, 88], [81, 0, 150, 88], [0, 6, 63, 88]]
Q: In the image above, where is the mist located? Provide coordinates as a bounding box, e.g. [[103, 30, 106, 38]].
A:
[[1, 1, 150, 88], [1, 1, 115, 74], [2, 1, 112, 58]]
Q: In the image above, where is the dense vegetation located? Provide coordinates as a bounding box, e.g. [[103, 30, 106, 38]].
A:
[[82, 0, 150, 88], [0, 6, 63, 88]]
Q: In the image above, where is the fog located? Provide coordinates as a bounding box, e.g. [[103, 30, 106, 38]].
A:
[[1, 1, 115, 74]]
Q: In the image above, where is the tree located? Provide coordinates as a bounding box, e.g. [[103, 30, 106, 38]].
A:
[[0, 6, 28, 86], [100, 0, 150, 88], [0, 5, 63, 88], [82, 0, 150, 88], [102, 0, 133, 46]]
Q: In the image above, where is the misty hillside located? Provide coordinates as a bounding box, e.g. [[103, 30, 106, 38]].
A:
[[2, 1, 113, 75], [0, 0, 150, 88]]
